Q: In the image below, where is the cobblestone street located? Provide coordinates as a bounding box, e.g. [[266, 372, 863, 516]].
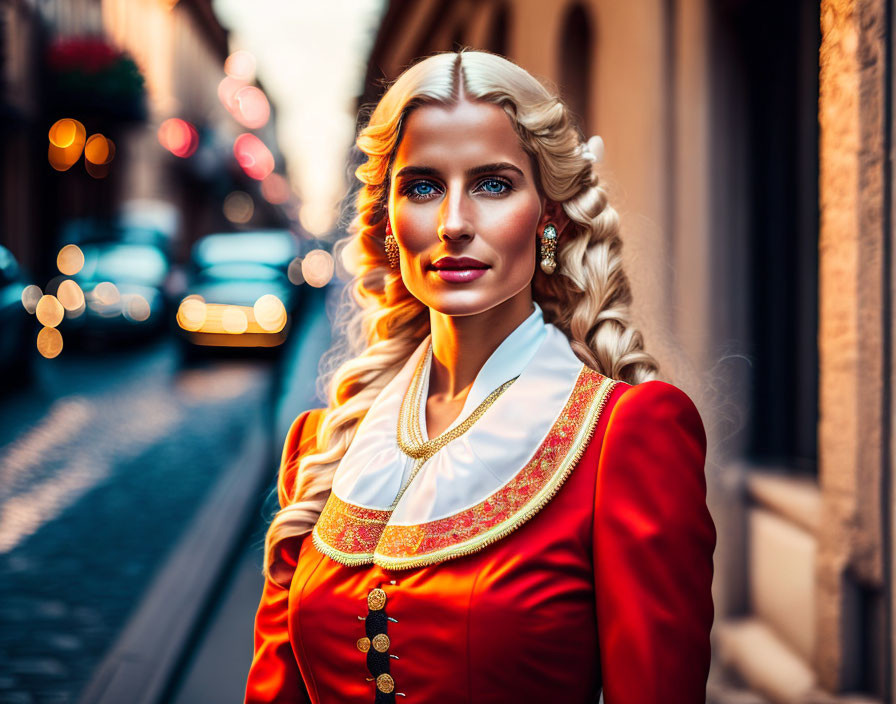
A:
[[0, 342, 275, 704]]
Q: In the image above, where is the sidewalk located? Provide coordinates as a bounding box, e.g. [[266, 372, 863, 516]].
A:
[[77, 284, 335, 704]]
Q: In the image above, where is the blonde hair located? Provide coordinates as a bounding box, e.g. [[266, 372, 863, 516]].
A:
[[263, 49, 659, 585]]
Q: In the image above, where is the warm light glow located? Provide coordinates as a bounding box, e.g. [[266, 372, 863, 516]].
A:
[[261, 173, 292, 205], [48, 119, 86, 172], [56, 244, 84, 276], [49, 119, 79, 148], [93, 282, 120, 305], [21, 285, 42, 314], [36, 327, 63, 359], [56, 279, 85, 311], [301, 249, 334, 288], [124, 294, 151, 322], [233, 86, 270, 129], [233, 133, 274, 180], [177, 296, 207, 331], [224, 50, 256, 81], [35, 295, 64, 327], [299, 202, 335, 236], [223, 191, 254, 224], [253, 294, 287, 332], [85, 134, 111, 164], [158, 118, 199, 158], [287, 257, 304, 285], [217, 76, 245, 112], [221, 307, 249, 334]]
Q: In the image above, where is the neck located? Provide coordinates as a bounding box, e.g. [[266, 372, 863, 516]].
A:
[[427, 290, 535, 402]]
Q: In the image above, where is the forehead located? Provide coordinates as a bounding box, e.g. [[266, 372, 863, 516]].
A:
[[393, 99, 531, 172]]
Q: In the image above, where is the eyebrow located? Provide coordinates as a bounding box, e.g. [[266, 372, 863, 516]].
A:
[[394, 162, 526, 181]]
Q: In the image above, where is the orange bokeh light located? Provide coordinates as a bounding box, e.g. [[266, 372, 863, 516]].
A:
[[158, 118, 199, 158], [48, 119, 86, 171], [37, 327, 63, 359], [233, 134, 274, 181]]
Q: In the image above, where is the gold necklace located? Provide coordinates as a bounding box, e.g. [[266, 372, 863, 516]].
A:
[[391, 344, 518, 509]]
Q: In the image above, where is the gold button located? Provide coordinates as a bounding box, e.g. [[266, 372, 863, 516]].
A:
[[367, 587, 387, 611], [376, 673, 394, 693], [372, 633, 390, 652], [356, 637, 370, 652]]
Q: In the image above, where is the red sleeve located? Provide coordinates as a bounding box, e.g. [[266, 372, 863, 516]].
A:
[[245, 409, 321, 704], [593, 380, 716, 704]]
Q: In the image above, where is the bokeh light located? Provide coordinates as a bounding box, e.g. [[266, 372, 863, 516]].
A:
[[223, 191, 254, 224], [261, 173, 292, 205], [36, 327, 63, 359], [287, 257, 304, 285], [93, 282, 120, 305], [224, 50, 256, 81], [56, 244, 84, 276], [301, 249, 335, 288], [48, 119, 86, 171], [56, 279, 85, 311], [35, 295, 64, 327], [21, 285, 42, 314], [217, 76, 245, 112], [233, 86, 270, 129], [84, 134, 116, 179], [221, 307, 248, 334], [253, 294, 287, 332], [233, 133, 274, 180], [177, 296, 207, 332], [124, 294, 151, 322], [158, 118, 199, 158]]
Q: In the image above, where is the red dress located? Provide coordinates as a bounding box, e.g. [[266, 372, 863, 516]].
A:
[[244, 371, 716, 704]]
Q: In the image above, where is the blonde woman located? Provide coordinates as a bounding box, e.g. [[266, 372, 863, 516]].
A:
[[245, 49, 715, 704]]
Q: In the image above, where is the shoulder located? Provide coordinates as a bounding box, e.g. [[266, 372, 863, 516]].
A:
[[278, 407, 327, 509], [601, 379, 705, 449]]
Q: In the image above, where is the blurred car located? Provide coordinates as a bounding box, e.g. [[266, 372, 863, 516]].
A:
[[61, 241, 171, 344], [175, 230, 302, 353], [0, 246, 35, 383]]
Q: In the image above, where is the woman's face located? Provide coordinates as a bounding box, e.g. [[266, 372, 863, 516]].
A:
[[387, 98, 547, 317]]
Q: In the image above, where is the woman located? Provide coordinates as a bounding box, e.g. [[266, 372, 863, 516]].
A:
[[245, 49, 715, 704]]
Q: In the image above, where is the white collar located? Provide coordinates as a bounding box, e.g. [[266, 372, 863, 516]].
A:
[[313, 302, 619, 569]]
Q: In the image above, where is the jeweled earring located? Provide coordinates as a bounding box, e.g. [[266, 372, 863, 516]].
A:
[[539, 223, 558, 275], [384, 220, 399, 270]]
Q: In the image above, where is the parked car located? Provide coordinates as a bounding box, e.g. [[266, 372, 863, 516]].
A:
[[175, 230, 303, 355], [61, 241, 171, 345]]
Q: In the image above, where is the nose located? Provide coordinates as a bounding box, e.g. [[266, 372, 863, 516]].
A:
[[437, 186, 473, 241]]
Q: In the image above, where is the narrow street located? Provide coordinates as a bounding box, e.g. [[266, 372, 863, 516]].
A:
[[0, 342, 275, 704]]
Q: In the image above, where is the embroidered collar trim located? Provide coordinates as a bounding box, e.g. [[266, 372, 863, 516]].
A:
[[312, 368, 617, 569], [311, 304, 619, 569]]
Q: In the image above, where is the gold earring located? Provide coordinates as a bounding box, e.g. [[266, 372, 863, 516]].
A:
[[384, 221, 399, 270], [539, 223, 558, 275]]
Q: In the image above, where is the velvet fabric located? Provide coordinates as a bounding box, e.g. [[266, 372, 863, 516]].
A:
[[245, 378, 716, 704]]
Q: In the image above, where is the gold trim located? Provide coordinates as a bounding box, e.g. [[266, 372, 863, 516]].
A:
[[374, 374, 617, 570], [311, 367, 619, 569]]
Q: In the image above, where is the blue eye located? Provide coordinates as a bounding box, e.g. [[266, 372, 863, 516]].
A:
[[478, 178, 511, 195], [412, 182, 435, 197]]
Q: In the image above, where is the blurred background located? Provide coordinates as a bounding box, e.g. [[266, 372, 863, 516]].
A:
[[0, 0, 891, 703]]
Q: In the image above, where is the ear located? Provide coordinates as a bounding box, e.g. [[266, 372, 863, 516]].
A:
[[538, 198, 571, 237]]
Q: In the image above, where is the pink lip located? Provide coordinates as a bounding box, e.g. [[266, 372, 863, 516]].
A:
[[430, 256, 488, 270], [433, 268, 488, 283], [428, 256, 490, 283]]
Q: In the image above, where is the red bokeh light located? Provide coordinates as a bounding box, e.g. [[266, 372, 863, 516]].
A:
[[233, 134, 274, 180], [158, 118, 198, 158]]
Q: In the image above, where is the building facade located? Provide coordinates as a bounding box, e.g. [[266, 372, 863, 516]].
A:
[[360, 1, 892, 702]]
